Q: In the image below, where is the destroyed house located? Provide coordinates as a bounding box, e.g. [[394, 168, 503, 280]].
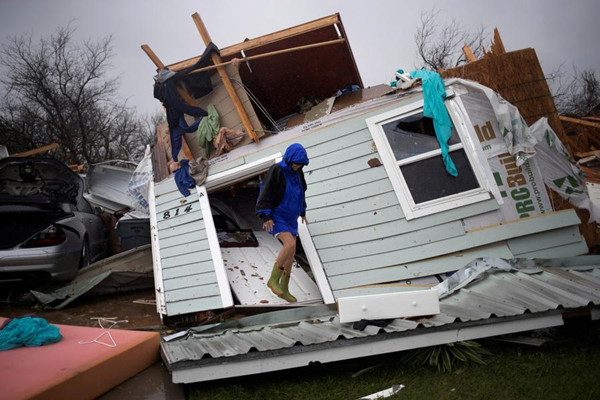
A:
[[141, 13, 599, 382]]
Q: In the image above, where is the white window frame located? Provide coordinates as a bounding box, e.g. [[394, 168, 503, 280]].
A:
[[366, 96, 493, 220]]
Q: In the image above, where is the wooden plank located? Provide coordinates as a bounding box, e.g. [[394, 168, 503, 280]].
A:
[[517, 241, 589, 259], [324, 210, 580, 277], [190, 39, 346, 74], [12, 142, 59, 158], [329, 243, 514, 290], [560, 115, 600, 130], [462, 45, 477, 62], [154, 176, 178, 196], [156, 209, 202, 229], [165, 295, 224, 316], [334, 284, 433, 299], [307, 138, 376, 170], [206, 156, 246, 176], [304, 154, 382, 185], [162, 260, 216, 280], [140, 44, 165, 69], [307, 166, 388, 197], [307, 177, 393, 210], [168, 15, 341, 71], [159, 219, 206, 240], [306, 128, 373, 159], [308, 205, 404, 236], [306, 190, 399, 223], [192, 13, 258, 142], [318, 220, 465, 262], [160, 228, 207, 249], [163, 270, 218, 291], [160, 238, 211, 259], [155, 197, 198, 213], [309, 197, 498, 237], [162, 249, 213, 269], [507, 225, 582, 256], [165, 283, 221, 302], [155, 187, 196, 207], [337, 289, 439, 323]]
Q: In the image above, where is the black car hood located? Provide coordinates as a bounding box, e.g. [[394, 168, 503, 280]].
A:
[[0, 157, 83, 205]]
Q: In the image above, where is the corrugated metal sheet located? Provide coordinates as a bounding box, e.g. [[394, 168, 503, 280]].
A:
[[161, 262, 600, 366]]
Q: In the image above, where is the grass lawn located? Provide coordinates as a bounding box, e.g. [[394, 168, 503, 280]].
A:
[[187, 319, 600, 400]]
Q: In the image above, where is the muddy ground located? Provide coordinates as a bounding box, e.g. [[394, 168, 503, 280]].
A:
[[0, 284, 165, 331]]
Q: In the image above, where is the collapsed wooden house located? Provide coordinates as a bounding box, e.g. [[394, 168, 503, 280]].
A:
[[141, 13, 600, 383]]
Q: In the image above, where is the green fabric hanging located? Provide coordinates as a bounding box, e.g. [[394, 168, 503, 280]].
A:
[[196, 104, 220, 157]]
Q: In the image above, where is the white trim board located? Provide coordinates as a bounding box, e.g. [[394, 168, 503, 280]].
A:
[[337, 289, 440, 323], [197, 185, 234, 308], [171, 313, 563, 383], [148, 180, 167, 315]]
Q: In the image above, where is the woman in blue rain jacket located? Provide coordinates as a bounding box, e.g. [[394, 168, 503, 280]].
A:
[[256, 143, 309, 302]]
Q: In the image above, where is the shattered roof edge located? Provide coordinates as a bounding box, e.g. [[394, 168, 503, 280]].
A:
[[167, 13, 342, 72]]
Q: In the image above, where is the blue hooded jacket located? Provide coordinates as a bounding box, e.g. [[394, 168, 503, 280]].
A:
[[256, 143, 309, 230]]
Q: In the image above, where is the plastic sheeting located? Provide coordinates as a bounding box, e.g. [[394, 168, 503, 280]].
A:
[[529, 118, 600, 223]]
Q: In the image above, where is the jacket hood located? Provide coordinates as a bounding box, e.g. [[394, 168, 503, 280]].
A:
[[282, 143, 309, 166]]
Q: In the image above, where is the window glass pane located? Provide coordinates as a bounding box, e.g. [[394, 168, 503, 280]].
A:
[[399, 149, 479, 204], [382, 112, 460, 161]]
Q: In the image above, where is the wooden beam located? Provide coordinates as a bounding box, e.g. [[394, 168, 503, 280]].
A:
[[493, 27, 506, 54], [189, 38, 346, 75], [191, 12, 259, 143], [12, 142, 59, 157], [462, 45, 477, 62], [168, 14, 341, 71], [561, 115, 600, 130], [141, 44, 165, 70], [140, 44, 199, 108]]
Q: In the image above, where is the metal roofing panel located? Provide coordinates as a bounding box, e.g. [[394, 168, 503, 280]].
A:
[[161, 263, 600, 367]]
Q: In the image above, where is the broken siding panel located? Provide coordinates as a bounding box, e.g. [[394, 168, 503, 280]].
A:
[[163, 271, 218, 291], [164, 283, 221, 302], [306, 177, 393, 209], [153, 177, 224, 315], [308, 166, 388, 197], [166, 296, 224, 316], [207, 157, 246, 176], [507, 225, 582, 256], [331, 242, 515, 292], [309, 198, 498, 242], [517, 241, 589, 259], [317, 220, 465, 262], [324, 210, 580, 277], [307, 191, 399, 223], [162, 260, 215, 279]]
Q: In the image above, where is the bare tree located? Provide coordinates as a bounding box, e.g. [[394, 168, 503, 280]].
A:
[[0, 25, 145, 164], [415, 8, 488, 71], [553, 67, 600, 117]]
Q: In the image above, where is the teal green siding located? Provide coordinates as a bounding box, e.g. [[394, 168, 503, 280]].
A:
[[152, 91, 589, 312], [153, 178, 223, 316]]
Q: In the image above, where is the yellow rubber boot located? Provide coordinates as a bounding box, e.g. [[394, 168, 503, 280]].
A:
[[267, 262, 284, 296], [279, 270, 297, 303]]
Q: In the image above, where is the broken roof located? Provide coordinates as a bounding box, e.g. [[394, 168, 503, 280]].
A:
[[166, 13, 363, 122]]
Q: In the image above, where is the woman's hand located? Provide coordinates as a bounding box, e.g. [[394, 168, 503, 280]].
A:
[[263, 220, 274, 232]]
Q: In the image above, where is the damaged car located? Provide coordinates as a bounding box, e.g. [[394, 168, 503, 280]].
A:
[[0, 157, 108, 284]]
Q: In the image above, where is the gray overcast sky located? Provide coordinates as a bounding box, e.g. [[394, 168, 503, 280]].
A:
[[1, 0, 599, 117]]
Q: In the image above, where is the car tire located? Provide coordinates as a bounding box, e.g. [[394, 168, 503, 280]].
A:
[[79, 238, 91, 269]]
